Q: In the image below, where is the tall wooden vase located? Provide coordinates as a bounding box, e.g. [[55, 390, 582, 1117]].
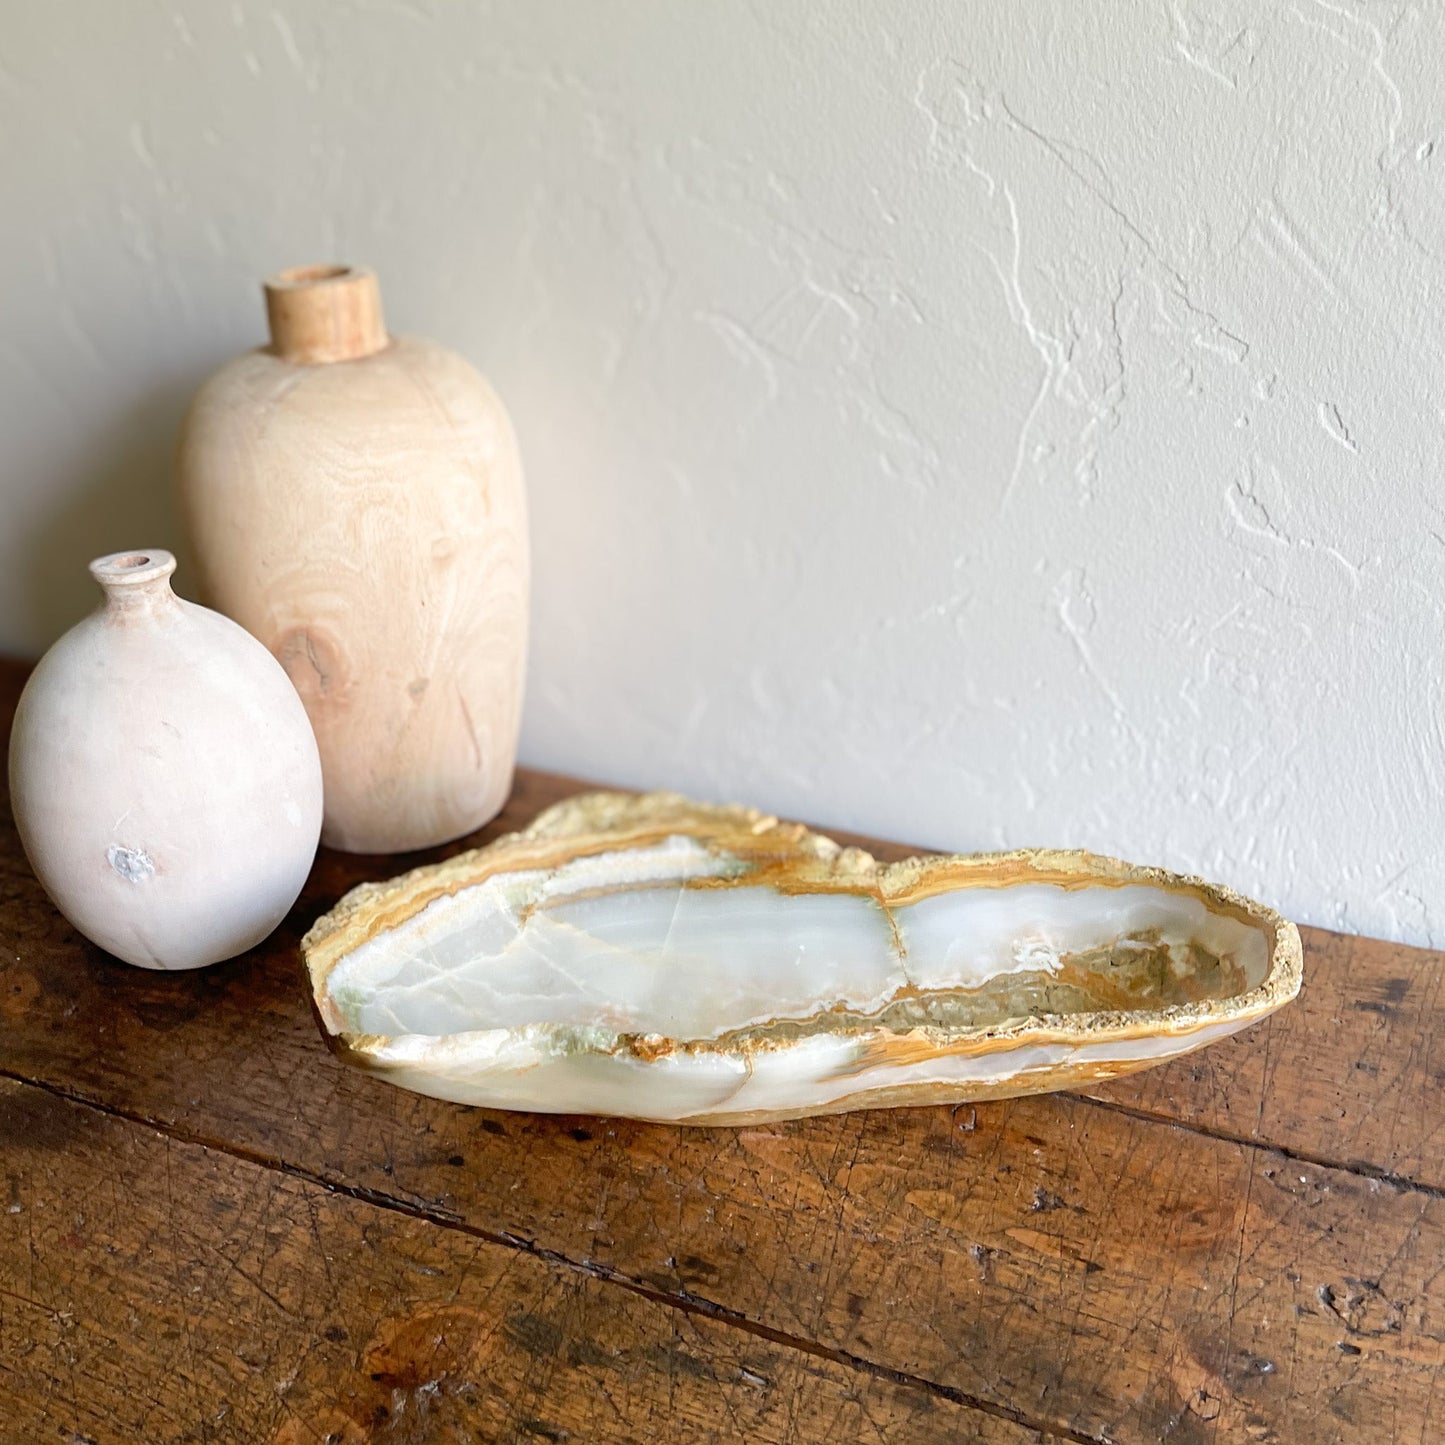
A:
[[177, 265, 528, 853]]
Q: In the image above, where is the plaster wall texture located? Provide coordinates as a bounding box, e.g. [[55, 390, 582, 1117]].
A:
[[2, 2, 1441, 945]]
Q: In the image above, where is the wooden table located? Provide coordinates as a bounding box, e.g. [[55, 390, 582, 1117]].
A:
[[1, 656, 1441, 1444]]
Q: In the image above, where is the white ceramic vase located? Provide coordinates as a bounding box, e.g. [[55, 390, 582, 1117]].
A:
[[8, 550, 324, 970]]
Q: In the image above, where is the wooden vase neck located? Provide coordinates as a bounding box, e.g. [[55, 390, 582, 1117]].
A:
[[263, 265, 388, 365]]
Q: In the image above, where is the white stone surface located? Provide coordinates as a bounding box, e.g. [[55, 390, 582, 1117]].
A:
[[323, 837, 1271, 1041], [2, 2, 1440, 943]]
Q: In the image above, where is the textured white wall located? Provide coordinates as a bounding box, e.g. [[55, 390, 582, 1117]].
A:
[[3, 2, 1441, 944]]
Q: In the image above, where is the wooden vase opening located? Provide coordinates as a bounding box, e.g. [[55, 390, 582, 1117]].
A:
[[263, 264, 389, 365]]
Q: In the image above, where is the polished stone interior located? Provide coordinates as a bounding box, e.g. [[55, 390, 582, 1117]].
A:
[[324, 836, 1271, 1041]]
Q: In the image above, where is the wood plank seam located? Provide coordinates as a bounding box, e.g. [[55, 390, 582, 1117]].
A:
[[0, 1067, 1094, 1445], [8, 1043, 1439, 1208], [2, 1075, 1059, 1445], [1077, 1092, 1445, 1202]]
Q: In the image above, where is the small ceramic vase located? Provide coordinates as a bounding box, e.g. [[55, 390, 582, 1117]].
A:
[[176, 264, 529, 853], [8, 550, 324, 970]]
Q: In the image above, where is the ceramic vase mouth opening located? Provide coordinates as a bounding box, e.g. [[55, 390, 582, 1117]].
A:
[[89, 549, 178, 598]]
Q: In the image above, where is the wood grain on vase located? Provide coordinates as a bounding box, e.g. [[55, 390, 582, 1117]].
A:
[[176, 264, 528, 854]]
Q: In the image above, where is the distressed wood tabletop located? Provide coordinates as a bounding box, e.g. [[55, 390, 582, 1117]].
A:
[[1, 655, 1441, 1444]]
